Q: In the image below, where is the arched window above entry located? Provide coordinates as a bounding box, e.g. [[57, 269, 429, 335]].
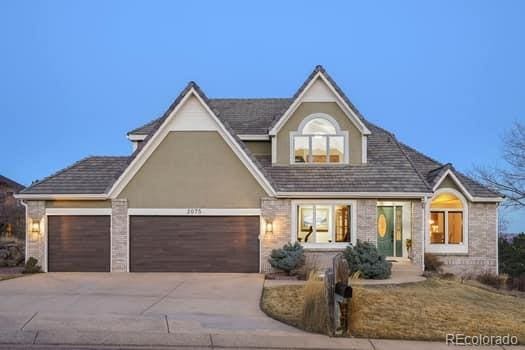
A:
[[291, 114, 348, 164]]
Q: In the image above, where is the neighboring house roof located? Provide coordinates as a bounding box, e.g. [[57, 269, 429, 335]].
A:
[[0, 175, 25, 191], [19, 157, 129, 194], [19, 66, 501, 199]]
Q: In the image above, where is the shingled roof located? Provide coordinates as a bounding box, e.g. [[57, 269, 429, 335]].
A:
[[128, 98, 292, 136], [20, 66, 501, 199], [20, 157, 129, 194]]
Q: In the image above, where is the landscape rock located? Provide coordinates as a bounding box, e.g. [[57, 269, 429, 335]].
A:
[[0, 241, 25, 267]]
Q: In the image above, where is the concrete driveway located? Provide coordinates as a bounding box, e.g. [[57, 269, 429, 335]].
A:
[[0, 273, 301, 336]]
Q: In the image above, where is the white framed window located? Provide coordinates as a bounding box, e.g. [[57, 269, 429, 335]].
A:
[[291, 199, 356, 249], [426, 188, 469, 254], [290, 113, 349, 164]]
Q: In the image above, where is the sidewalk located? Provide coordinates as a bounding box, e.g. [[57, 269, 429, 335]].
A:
[[0, 329, 522, 349]]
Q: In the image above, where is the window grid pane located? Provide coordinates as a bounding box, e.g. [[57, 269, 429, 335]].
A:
[[293, 136, 309, 163], [430, 211, 445, 244], [448, 212, 463, 244], [328, 136, 344, 163], [311, 136, 328, 163]]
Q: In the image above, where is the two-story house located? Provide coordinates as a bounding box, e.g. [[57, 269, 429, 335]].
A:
[[16, 66, 502, 274]]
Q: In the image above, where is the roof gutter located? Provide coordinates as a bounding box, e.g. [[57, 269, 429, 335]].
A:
[[14, 194, 108, 200], [274, 191, 433, 199]]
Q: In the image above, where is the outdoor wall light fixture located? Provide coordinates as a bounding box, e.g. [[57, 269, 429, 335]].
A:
[[31, 220, 41, 240], [265, 220, 274, 235]]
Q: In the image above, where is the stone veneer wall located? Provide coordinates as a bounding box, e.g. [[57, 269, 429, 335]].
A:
[[25, 200, 46, 270], [437, 203, 498, 276], [260, 197, 291, 272], [355, 199, 377, 244], [411, 200, 424, 270], [111, 199, 128, 272]]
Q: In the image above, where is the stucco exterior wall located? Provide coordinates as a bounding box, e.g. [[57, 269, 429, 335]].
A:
[[244, 141, 271, 156], [118, 131, 267, 208], [275, 102, 363, 165], [437, 202, 498, 276]]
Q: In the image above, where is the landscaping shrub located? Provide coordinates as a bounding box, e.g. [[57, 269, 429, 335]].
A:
[[301, 272, 330, 334], [499, 234, 525, 278], [22, 257, 42, 274], [424, 253, 444, 273], [268, 242, 305, 275], [508, 275, 525, 292], [343, 240, 391, 279], [477, 271, 503, 289]]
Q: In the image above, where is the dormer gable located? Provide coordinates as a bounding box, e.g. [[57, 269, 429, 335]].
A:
[[269, 66, 370, 165]]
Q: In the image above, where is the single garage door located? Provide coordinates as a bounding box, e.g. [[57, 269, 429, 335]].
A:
[[48, 215, 111, 272], [130, 216, 259, 272]]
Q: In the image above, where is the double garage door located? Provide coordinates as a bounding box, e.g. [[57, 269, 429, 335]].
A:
[[47, 215, 259, 272]]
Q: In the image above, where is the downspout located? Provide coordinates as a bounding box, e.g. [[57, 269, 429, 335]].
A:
[[20, 200, 28, 264]]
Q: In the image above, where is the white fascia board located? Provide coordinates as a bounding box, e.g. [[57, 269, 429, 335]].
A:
[[108, 88, 276, 198], [269, 72, 371, 136], [238, 134, 270, 141], [128, 208, 261, 216], [127, 134, 147, 141], [15, 194, 107, 200], [432, 169, 504, 202], [275, 192, 432, 198], [46, 208, 112, 215]]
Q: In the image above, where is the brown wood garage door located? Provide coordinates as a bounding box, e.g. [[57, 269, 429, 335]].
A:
[[130, 216, 259, 272], [48, 215, 110, 272]]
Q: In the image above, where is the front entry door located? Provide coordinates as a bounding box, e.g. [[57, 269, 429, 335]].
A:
[[377, 206, 394, 256], [377, 206, 403, 257]]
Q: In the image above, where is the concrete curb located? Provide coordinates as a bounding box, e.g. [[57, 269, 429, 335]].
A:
[[0, 330, 521, 349]]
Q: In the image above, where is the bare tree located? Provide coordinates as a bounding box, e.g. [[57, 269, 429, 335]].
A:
[[475, 121, 525, 208]]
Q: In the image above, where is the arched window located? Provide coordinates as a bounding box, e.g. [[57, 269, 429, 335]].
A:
[[291, 114, 347, 164], [429, 190, 468, 248]]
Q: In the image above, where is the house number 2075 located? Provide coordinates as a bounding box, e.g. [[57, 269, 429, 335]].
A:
[[186, 208, 202, 215]]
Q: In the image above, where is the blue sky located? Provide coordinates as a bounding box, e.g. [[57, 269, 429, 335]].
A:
[[1, 1, 524, 231]]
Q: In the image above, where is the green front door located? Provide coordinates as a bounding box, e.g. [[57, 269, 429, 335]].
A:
[[377, 206, 394, 256]]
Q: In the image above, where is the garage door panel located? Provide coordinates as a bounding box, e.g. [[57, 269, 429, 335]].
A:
[[130, 216, 259, 272], [48, 215, 110, 272]]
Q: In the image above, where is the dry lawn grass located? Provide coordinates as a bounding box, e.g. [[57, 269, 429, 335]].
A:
[[261, 278, 525, 342]]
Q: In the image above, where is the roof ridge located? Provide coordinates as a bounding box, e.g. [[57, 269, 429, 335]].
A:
[[20, 156, 93, 193], [210, 97, 291, 101], [363, 119, 432, 191], [398, 141, 443, 167], [390, 132, 433, 192]]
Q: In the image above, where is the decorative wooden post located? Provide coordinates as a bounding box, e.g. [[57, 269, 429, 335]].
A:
[[324, 268, 335, 336], [326, 253, 351, 336]]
